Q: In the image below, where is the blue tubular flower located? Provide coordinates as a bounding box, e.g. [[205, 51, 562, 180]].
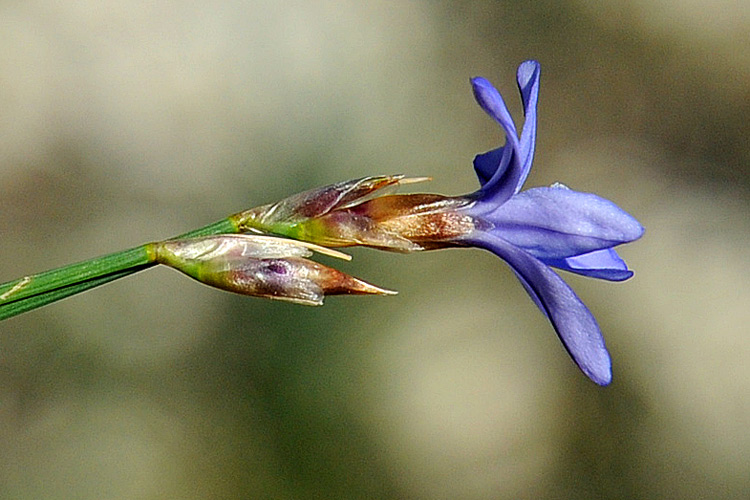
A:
[[460, 61, 643, 385], [236, 60, 643, 385]]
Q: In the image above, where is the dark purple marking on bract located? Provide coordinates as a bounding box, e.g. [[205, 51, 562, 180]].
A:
[[265, 260, 289, 276]]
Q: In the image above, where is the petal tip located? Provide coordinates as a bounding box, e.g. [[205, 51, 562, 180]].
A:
[[577, 349, 612, 386], [516, 61, 541, 94], [470, 76, 492, 88], [591, 371, 613, 386], [517, 60, 540, 79], [579, 346, 613, 386], [470, 76, 499, 100], [634, 223, 646, 240], [620, 220, 645, 245], [589, 364, 613, 386]]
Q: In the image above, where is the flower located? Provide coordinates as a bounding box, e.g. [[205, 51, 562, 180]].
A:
[[458, 62, 643, 385], [235, 61, 643, 385], [152, 234, 396, 306]]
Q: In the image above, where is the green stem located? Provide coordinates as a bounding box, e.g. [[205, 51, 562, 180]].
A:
[[0, 246, 151, 305], [0, 266, 152, 320], [0, 217, 239, 320]]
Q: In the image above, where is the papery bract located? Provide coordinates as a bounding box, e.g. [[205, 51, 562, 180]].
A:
[[233, 175, 429, 248]]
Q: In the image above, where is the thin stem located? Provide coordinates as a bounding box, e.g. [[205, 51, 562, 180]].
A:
[[0, 217, 239, 320], [0, 246, 151, 305], [0, 266, 152, 321]]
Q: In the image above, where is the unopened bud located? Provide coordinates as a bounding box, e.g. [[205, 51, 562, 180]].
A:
[[152, 235, 395, 306]]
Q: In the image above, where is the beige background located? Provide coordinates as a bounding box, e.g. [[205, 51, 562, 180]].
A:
[[1, 1, 748, 498]]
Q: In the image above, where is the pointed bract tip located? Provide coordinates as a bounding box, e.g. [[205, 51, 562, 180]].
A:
[[317, 266, 398, 297], [345, 278, 398, 297], [397, 176, 432, 185]]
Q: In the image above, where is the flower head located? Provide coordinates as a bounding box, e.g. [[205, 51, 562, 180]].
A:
[[153, 235, 395, 306], [236, 61, 643, 385]]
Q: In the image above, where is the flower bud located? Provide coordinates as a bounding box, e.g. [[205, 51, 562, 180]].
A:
[[152, 235, 396, 306]]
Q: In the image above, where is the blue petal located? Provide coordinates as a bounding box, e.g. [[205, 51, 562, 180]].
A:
[[512, 269, 547, 317], [544, 248, 634, 281], [473, 146, 507, 187], [468, 233, 612, 385], [471, 77, 523, 205], [470, 63, 541, 205], [473, 186, 644, 260], [471, 76, 520, 143], [515, 60, 540, 192]]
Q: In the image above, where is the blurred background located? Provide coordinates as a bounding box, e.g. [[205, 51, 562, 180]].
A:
[[1, 1, 748, 498]]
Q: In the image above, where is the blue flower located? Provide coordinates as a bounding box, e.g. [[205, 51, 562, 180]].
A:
[[236, 60, 644, 385], [459, 61, 643, 385]]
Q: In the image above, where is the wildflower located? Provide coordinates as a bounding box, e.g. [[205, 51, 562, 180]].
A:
[[151, 235, 395, 306], [235, 61, 643, 385]]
